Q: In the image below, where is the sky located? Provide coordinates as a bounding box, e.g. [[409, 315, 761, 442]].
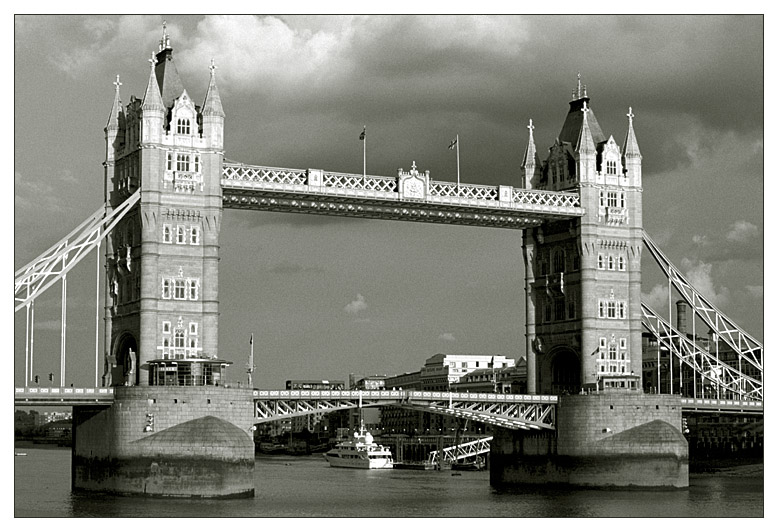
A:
[[12, 15, 764, 390]]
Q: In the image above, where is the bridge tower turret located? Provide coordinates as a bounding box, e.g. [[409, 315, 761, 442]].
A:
[[522, 76, 644, 394]]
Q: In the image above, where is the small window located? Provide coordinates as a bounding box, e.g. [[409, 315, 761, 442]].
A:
[[606, 160, 617, 175], [176, 226, 186, 244], [554, 299, 565, 321], [189, 322, 198, 335], [162, 279, 171, 299], [618, 302, 627, 319], [190, 226, 200, 245], [163, 224, 172, 244], [609, 345, 617, 360], [607, 301, 616, 319], [162, 321, 171, 334], [187, 279, 198, 300], [166, 152, 174, 171], [567, 296, 576, 320], [194, 155, 201, 173], [618, 256, 626, 271], [174, 329, 185, 348], [619, 338, 627, 350], [597, 254, 604, 269], [599, 337, 607, 349], [619, 192, 626, 208], [598, 301, 606, 318], [599, 190, 605, 207], [608, 255, 615, 270]]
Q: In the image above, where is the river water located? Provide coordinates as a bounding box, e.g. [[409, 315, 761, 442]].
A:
[[14, 447, 763, 518]]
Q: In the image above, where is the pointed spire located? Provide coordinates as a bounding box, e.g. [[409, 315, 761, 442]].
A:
[[106, 74, 123, 130], [576, 101, 596, 154], [522, 118, 537, 167], [623, 106, 641, 158], [202, 58, 225, 117], [142, 51, 165, 112]]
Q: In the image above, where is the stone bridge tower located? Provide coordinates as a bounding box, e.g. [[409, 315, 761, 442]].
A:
[[103, 26, 225, 387], [522, 76, 644, 394], [74, 26, 254, 499]]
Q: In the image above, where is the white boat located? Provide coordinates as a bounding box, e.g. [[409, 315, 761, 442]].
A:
[[324, 423, 394, 469]]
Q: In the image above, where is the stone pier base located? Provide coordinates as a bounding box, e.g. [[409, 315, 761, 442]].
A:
[[72, 387, 256, 498], [491, 393, 688, 489]]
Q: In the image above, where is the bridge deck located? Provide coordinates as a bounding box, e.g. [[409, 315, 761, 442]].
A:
[[222, 163, 584, 229]]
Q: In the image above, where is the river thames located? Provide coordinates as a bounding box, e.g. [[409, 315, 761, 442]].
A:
[[14, 447, 763, 518]]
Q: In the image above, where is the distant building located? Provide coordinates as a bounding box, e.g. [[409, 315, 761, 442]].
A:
[[450, 357, 527, 393], [420, 353, 515, 391]]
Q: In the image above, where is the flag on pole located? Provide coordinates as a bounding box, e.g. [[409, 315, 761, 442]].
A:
[[448, 137, 457, 150], [359, 126, 366, 141]]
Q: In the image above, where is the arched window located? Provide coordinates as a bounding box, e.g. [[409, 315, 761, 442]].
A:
[[608, 255, 615, 270], [176, 118, 191, 135], [598, 254, 604, 269], [553, 249, 565, 273], [618, 256, 626, 271]]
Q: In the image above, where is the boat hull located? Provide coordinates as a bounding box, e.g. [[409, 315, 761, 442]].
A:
[[324, 454, 393, 469]]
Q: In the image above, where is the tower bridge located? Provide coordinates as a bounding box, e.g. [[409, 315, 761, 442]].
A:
[[14, 27, 762, 497]]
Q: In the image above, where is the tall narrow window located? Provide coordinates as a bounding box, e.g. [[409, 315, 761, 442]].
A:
[[599, 301, 606, 318], [190, 226, 200, 245], [166, 152, 173, 171], [187, 279, 198, 300], [618, 302, 627, 319], [608, 255, 615, 270], [618, 256, 626, 271], [163, 224, 172, 243], [176, 225, 186, 244], [162, 321, 171, 334], [599, 190, 605, 207], [194, 155, 201, 173], [162, 279, 171, 299], [554, 299, 565, 321], [553, 250, 565, 273], [174, 279, 186, 300], [189, 322, 198, 336], [567, 295, 576, 320], [598, 254, 604, 269], [619, 192, 626, 208]]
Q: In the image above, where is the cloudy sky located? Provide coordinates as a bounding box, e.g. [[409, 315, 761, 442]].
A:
[[13, 15, 764, 389]]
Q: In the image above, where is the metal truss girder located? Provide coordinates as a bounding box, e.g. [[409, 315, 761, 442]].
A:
[[429, 436, 494, 463], [642, 231, 762, 371], [641, 302, 762, 401], [14, 190, 141, 311], [254, 398, 394, 422]]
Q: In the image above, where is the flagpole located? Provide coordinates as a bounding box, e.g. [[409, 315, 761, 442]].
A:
[[456, 134, 460, 192], [362, 125, 366, 179]]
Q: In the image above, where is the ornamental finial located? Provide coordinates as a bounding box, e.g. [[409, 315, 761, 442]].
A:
[[576, 71, 582, 99], [582, 100, 589, 115], [159, 20, 170, 51], [528, 118, 535, 132], [627, 106, 635, 125], [148, 51, 157, 68], [210, 58, 217, 75], [113, 74, 122, 91], [411, 161, 417, 172]]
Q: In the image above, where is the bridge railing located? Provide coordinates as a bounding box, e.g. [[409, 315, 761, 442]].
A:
[[252, 389, 558, 404], [222, 163, 582, 215]]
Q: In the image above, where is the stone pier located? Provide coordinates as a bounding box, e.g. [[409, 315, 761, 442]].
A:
[[491, 392, 688, 488], [72, 387, 256, 498]]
